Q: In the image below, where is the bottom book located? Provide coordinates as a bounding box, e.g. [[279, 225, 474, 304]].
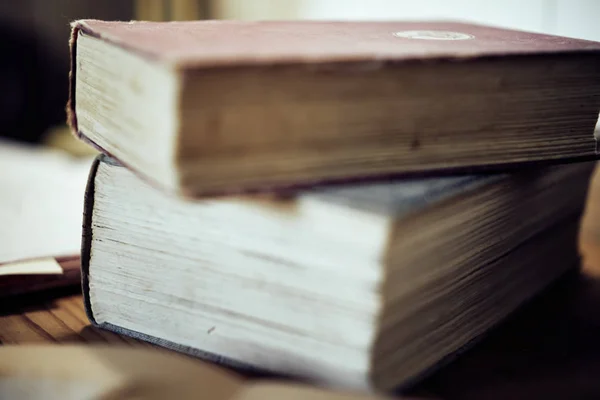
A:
[[81, 155, 593, 392]]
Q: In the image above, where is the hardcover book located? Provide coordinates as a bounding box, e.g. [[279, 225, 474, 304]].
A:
[[68, 19, 600, 197], [80, 155, 592, 391]]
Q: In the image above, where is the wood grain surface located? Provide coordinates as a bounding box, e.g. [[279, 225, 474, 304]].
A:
[[0, 287, 148, 346]]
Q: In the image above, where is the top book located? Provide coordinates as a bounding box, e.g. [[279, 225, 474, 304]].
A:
[[68, 19, 600, 196]]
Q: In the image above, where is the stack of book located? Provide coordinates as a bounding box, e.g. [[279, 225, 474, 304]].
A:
[[68, 19, 600, 393]]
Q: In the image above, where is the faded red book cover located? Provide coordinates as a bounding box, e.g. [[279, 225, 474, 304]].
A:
[[69, 19, 600, 67], [67, 20, 600, 197], [68, 19, 600, 127]]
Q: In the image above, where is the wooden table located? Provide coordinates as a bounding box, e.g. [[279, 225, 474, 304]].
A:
[[0, 287, 147, 346], [3, 270, 600, 399]]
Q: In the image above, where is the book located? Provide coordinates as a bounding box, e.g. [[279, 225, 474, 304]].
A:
[[0, 139, 93, 296], [67, 19, 600, 197], [81, 155, 592, 392], [0, 345, 401, 399], [0, 257, 80, 298]]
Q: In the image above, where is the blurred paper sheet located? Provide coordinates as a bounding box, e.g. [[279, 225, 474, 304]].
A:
[[0, 139, 93, 265]]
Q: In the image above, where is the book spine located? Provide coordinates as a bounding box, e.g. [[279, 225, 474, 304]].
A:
[[67, 20, 101, 140], [66, 22, 80, 138], [66, 20, 105, 146], [81, 154, 102, 325]]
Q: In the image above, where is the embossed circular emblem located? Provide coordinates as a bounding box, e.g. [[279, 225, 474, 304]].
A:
[[393, 30, 475, 40]]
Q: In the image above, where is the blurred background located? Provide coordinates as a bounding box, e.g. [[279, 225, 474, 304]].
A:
[[1, 0, 599, 150]]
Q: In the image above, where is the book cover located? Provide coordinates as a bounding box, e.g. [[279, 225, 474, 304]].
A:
[[67, 19, 600, 197]]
